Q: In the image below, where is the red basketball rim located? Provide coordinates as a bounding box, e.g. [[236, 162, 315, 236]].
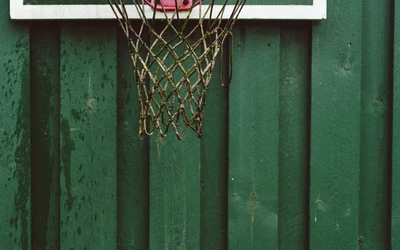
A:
[[144, 0, 203, 11]]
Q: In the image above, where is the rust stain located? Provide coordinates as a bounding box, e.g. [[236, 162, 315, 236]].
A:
[[249, 184, 258, 229]]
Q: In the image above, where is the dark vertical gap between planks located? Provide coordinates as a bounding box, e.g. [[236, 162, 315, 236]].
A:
[[228, 22, 280, 250], [200, 34, 230, 250], [0, 0, 31, 248], [309, 0, 363, 248], [116, 23, 150, 250], [59, 22, 117, 249], [223, 61, 230, 250], [305, 21, 313, 250], [277, 21, 311, 250], [30, 23, 61, 250], [359, 0, 393, 248], [388, 0, 395, 246], [392, 0, 400, 248]]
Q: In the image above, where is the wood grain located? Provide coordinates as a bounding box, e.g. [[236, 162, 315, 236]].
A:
[[60, 24, 117, 249], [116, 24, 150, 250], [31, 24, 60, 250], [309, 0, 363, 248], [0, 0, 31, 248], [359, 0, 393, 248], [277, 22, 311, 250], [228, 23, 280, 250]]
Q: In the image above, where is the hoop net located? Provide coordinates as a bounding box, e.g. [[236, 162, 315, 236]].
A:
[[108, 0, 245, 139]]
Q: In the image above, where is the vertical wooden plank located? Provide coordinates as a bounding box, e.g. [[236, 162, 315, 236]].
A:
[[200, 60, 229, 249], [149, 24, 201, 250], [392, 0, 400, 248], [359, 0, 393, 248], [0, 0, 30, 249], [31, 24, 60, 250], [277, 22, 311, 250], [60, 24, 117, 249], [116, 26, 150, 250], [228, 24, 280, 250], [309, 0, 362, 248], [149, 134, 201, 249]]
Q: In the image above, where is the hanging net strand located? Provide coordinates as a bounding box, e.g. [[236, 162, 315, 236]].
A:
[[108, 0, 246, 140]]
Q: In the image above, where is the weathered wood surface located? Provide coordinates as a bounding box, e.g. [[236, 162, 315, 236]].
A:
[[0, 0, 30, 249], [116, 26, 150, 250], [1, 0, 400, 248], [309, 0, 363, 248], [59, 24, 117, 249], [31, 24, 60, 250], [148, 25, 201, 250], [228, 24, 280, 250], [278, 22, 311, 250], [359, 0, 393, 248]]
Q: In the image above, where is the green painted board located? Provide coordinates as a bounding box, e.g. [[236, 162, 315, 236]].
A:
[[148, 24, 201, 249], [309, 0, 362, 248], [0, 0, 30, 248], [30, 24, 60, 250], [149, 134, 201, 249], [116, 25, 150, 250], [200, 55, 229, 249], [277, 22, 310, 250], [228, 24, 280, 250], [392, 0, 400, 248], [59, 24, 117, 249], [359, 0, 392, 248]]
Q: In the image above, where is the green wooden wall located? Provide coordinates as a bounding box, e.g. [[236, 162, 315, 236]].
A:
[[1, 0, 400, 249]]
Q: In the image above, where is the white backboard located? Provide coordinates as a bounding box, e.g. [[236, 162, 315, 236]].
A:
[[10, 0, 326, 20]]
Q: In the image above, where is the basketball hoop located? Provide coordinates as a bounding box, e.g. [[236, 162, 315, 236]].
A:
[[108, 0, 245, 139]]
